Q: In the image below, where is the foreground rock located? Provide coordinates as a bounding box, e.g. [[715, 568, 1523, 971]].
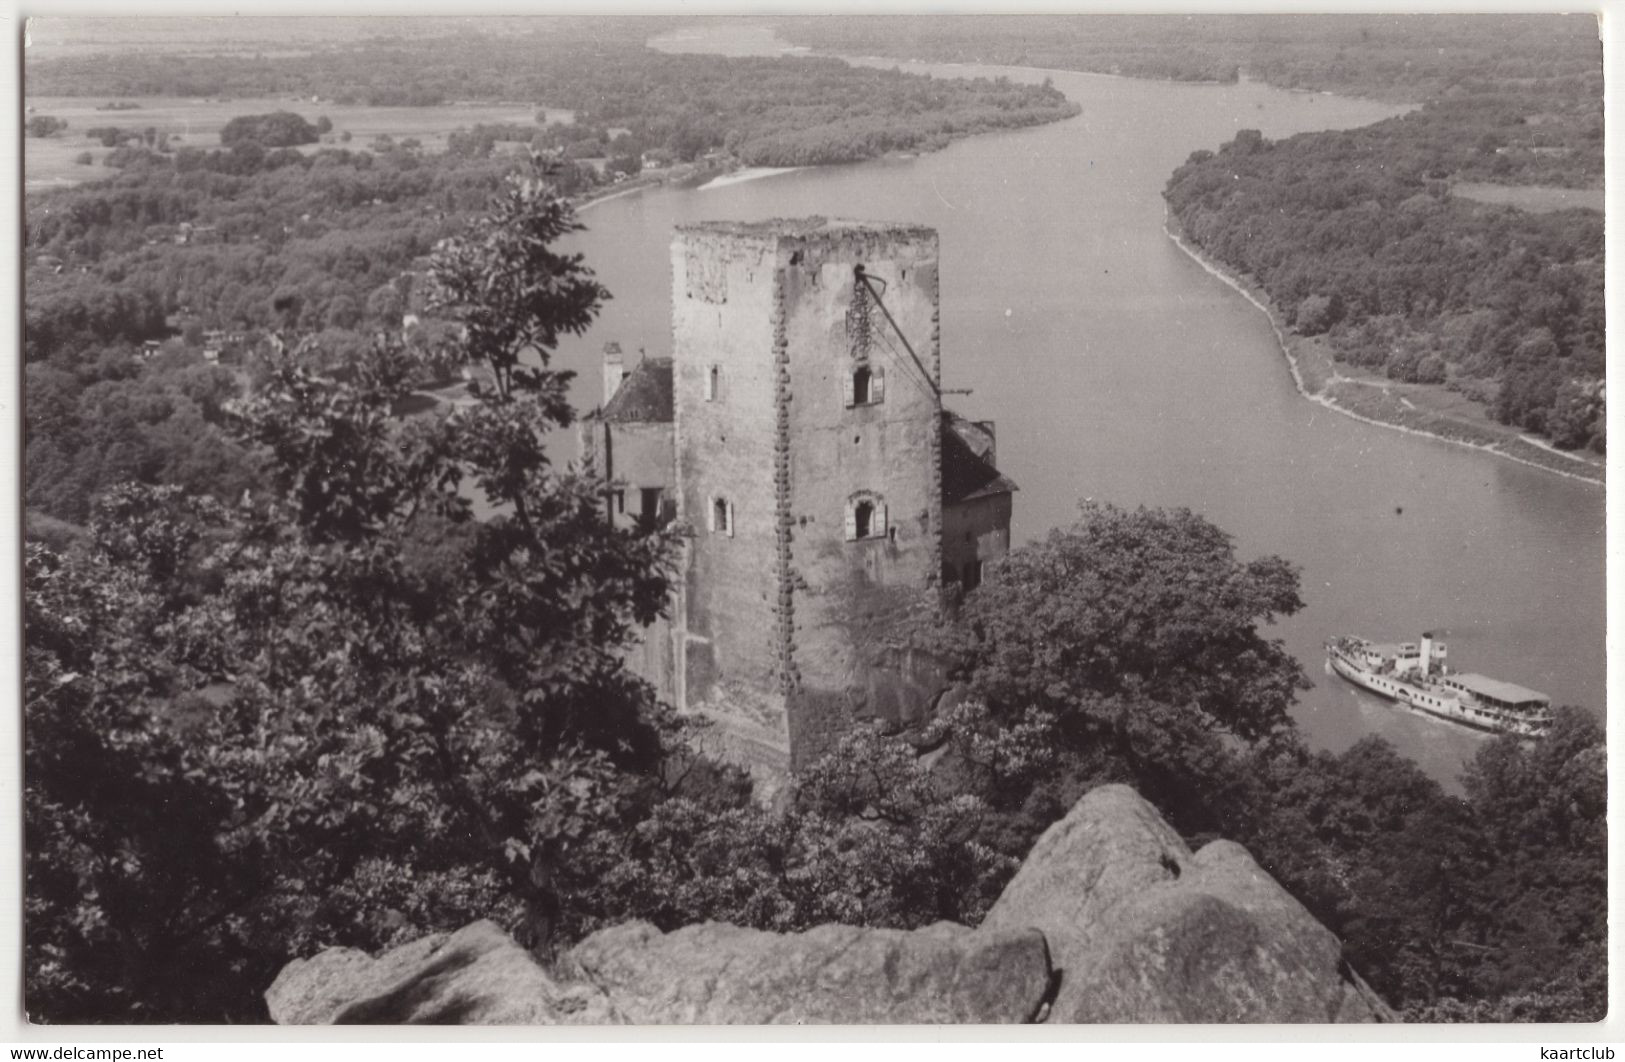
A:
[[268, 784, 1391, 1024], [566, 920, 1052, 1024], [980, 784, 1393, 1023], [265, 921, 617, 1025]]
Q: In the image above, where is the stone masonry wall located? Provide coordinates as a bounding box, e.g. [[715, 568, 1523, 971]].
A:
[[777, 226, 944, 770], [671, 227, 792, 770]]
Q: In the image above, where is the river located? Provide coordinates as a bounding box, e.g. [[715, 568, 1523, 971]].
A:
[[545, 28, 1606, 789]]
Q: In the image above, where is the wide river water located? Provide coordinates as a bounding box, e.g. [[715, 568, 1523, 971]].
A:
[[546, 33, 1606, 789]]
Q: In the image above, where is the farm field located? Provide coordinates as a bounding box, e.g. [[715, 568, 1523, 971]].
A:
[[1452, 180, 1603, 213], [23, 94, 573, 191]]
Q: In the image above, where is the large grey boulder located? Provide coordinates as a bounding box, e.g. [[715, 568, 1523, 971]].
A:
[[566, 919, 1053, 1024], [980, 784, 1393, 1023], [265, 921, 619, 1025]]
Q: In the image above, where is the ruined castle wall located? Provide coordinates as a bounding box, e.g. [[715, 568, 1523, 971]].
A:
[[670, 229, 790, 767], [777, 228, 944, 770]]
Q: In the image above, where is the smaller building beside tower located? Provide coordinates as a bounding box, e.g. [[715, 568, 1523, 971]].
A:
[[579, 343, 676, 533]]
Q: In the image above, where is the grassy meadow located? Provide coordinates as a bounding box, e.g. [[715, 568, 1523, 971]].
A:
[[1452, 180, 1603, 213]]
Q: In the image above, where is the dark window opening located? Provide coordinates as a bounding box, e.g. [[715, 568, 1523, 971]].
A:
[[640, 487, 663, 530], [853, 366, 872, 404], [854, 500, 875, 539], [713, 497, 732, 536], [962, 560, 983, 591]]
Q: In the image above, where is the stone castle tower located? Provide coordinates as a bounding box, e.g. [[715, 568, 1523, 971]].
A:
[[581, 218, 1015, 782]]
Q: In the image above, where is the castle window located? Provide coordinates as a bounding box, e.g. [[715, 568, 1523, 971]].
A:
[[705, 364, 720, 401], [640, 487, 664, 530], [612, 489, 625, 515], [710, 496, 734, 537], [844, 492, 887, 541], [962, 560, 983, 591], [843, 364, 885, 407]]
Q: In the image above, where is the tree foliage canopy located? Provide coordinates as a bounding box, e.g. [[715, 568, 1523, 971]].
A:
[[1164, 115, 1604, 451], [219, 111, 321, 149], [950, 502, 1308, 747], [25, 166, 679, 1022]]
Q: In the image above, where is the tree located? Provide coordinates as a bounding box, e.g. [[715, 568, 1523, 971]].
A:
[[25, 163, 680, 1021], [27, 115, 68, 138], [1448, 707, 1606, 1020], [222, 169, 683, 958], [951, 501, 1308, 747], [1295, 293, 1336, 335], [366, 283, 404, 326], [576, 724, 1016, 937], [909, 501, 1311, 857], [220, 111, 319, 149], [1545, 378, 1604, 451], [24, 521, 294, 1022]]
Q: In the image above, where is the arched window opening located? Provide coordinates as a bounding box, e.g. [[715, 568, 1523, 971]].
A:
[[843, 364, 885, 407], [845, 492, 887, 542], [854, 499, 874, 539], [710, 496, 734, 537], [705, 364, 720, 402]]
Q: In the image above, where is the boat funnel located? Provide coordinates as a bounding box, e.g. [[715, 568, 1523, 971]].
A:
[[1420, 631, 1435, 676]]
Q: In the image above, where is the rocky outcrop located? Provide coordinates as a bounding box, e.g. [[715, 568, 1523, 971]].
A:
[[981, 784, 1393, 1023], [565, 920, 1053, 1024], [265, 921, 618, 1025], [267, 784, 1392, 1025]]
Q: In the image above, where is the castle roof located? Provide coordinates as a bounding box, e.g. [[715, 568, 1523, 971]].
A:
[[942, 412, 1018, 503], [600, 357, 673, 424]]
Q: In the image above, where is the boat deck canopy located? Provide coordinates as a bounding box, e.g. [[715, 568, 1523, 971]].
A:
[[1446, 673, 1550, 706]]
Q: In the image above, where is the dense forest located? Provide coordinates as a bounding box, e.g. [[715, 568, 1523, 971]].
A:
[[1164, 120, 1604, 451], [773, 14, 1601, 106], [24, 145, 528, 523], [25, 167, 1604, 1026], [26, 33, 1078, 168]]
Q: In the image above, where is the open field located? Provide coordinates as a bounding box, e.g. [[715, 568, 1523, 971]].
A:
[[1452, 180, 1603, 213], [23, 95, 573, 192]]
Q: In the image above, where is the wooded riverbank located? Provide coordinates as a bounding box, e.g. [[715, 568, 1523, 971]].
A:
[[1163, 211, 1604, 486]]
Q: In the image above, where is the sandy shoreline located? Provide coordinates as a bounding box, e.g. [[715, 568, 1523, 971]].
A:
[[1163, 212, 1604, 487], [697, 166, 806, 191]]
